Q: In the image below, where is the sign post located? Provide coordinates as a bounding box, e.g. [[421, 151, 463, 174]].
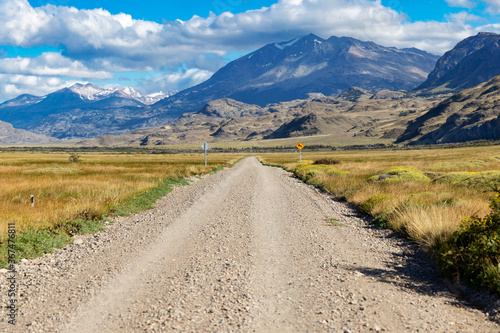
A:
[[201, 142, 210, 166], [296, 142, 304, 163]]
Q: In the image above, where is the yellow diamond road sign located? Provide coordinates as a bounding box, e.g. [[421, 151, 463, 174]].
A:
[[296, 142, 304, 150]]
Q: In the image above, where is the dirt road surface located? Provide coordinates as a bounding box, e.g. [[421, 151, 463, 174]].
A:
[[1, 157, 499, 332]]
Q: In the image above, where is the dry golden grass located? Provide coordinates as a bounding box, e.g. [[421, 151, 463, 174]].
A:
[[0, 151, 247, 237], [389, 202, 488, 252], [259, 146, 500, 253]]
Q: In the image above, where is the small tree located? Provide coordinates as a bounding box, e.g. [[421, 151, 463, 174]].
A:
[[68, 153, 81, 163]]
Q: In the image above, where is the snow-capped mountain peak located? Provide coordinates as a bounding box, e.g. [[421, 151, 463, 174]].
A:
[[114, 86, 142, 100], [69, 83, 109, 101], [68, 83, 174, 105], [140, 91, 176, 105]]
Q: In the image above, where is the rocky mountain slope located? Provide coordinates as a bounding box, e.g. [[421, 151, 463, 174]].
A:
[[0, 120, 57, 144], [150, 34, 438, 122], [416, 32, 500, 94], [397, 73, 500, 144]]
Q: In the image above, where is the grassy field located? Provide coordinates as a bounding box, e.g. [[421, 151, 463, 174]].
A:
[[4, 148, 499, 244], [0, 151, 249, 236]]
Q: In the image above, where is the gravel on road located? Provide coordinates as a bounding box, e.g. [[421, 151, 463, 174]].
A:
[[1, 157, 499, 332]]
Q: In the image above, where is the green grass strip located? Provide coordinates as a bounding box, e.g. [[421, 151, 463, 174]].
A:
[[113, 178, 189, 216]]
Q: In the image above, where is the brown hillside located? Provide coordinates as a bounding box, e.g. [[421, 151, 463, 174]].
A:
[[397, 74, 500, 144], [82, 91, 439, 147]]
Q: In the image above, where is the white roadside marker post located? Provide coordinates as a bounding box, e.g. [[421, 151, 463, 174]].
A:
[[202, 142, 210, 166], [30, 195, 34, 208]]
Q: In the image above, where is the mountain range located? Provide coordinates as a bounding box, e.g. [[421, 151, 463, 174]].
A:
[[0, 120, 57, 144], [0, 84, 173, 139], [0, 33, 438, 140], [150, 33, 438, 120], [105, 31, 500, 147], [1, 32, 500, 146]]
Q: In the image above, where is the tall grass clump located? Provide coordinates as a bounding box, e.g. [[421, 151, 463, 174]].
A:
[[389, 203, 484, 254], [438, 195, 500, 294]]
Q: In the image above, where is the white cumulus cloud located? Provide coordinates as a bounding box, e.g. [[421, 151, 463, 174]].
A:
[[0, 52, 113, 79], [0, 73, 83, 100], [445, 0, 476, 8], [446, 0, 500, 13], [136, 68, 214, 94], [0, 0, 489, 67], [482, 0, 500, 13]]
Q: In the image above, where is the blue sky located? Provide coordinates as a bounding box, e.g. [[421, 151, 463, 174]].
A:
[[0, 0, 499, 102]]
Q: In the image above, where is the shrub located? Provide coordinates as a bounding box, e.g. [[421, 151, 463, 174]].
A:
[[313, 158, 341, 165], [434, 172, 475, 186], [467, 171, 500, 191], [435, 171, 500, 191], [368, 166, 431, 184], [294, 164, 348, 182], [53, 216, 106, 236], [295, 165, 321, 181], [303, 169, 322, 182], [437, 195, 500, 294], [68, 153, 81, 163], [359, 194, 392, 215]]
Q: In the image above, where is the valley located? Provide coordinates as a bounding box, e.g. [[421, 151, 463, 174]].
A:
[[0, 33, 441, 144], [2, 1, 500, 332], [80, 93, 442, 147], [1, 32, 499, 151], [0, 32, 499, 150]]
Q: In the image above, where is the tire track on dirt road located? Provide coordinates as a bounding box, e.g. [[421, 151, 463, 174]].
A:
[[1, 157, 498, 332]]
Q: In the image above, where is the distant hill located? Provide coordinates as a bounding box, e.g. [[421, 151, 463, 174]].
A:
[[0, 120, 57, 144], [337, 87, 372, 102], [264, 113, 323, 139], [81, 90, 438, 147], [416, 32, 500, 94], [397, 73, 500, 144], [0, 94, 43, 108]]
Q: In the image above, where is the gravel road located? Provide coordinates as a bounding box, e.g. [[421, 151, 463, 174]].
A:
[[1, 157, 499, 332]]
